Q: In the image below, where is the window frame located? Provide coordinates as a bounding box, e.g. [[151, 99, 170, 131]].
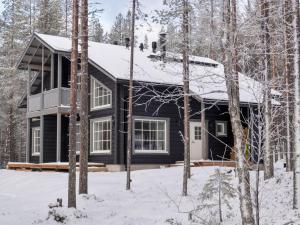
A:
[[90, 117, 112, 155], [215, 121, 228, 137], [32, 127, 41, 156], [90, 76, 112, 111], [133, 117, 169, 154]]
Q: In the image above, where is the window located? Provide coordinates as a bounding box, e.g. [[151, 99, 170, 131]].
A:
[[216, 121, 228, 137], [91, 77, 112, 110], [194, 126, 201, 140], [76, 123, 80, 154], [91, 118, 111, 153], [32, 127, 40, 155], [134, 118, 168, 153]]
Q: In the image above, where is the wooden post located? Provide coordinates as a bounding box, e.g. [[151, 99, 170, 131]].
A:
[[51, 53, 54, 89], [41, 46, 44, 110], [40, 115, 44, 163], [201, 98, 206, 159], [56, 113, 61, 162], [58, 54, 62, 106], [26, 66, 32, 163]]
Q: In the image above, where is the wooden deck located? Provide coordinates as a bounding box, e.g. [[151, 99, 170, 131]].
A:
[[7, 162, 107, 172], [174, 160, 237, 168]]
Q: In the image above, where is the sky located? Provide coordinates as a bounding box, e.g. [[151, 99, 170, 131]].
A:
[[0, 0, 164, 43]]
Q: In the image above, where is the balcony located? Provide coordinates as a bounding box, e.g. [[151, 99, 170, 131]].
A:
[[28, 88, 71, 115]]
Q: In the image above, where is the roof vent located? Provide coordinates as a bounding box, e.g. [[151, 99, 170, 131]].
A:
[[152, 42, 157, 53], [125, 37, 130, 49]]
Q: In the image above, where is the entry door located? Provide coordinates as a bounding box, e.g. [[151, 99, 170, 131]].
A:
[[190, 121, 207, 160]]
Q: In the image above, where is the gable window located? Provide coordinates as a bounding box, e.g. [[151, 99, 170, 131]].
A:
[[32, 127, 40, 156], [76, 123, 80, 154], [134, 118, 168, 154], [91, 77, 112, 110], [91, 118, 112, 154], [216, 121, 228, 137]]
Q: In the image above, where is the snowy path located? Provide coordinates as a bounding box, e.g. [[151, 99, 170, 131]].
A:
[[0, 166, 297, 225]]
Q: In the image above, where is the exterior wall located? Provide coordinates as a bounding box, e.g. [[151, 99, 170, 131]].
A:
[[87, 64, 117, 164]]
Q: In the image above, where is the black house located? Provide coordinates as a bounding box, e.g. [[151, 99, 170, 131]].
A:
[[17, 33, 262, 171]]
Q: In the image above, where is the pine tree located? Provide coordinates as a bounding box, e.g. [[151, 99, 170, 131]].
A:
[[68, 0, 79, 209], [89, 15, 104, 42], [36, 0, 63, 35], [79, 0, 89, 195], [109, 13, 124, 44], [200, 169, 236, 223]]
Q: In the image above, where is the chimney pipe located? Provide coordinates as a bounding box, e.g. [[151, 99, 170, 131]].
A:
[[152, 41, 157, 53], [139, 43, 144, 51]]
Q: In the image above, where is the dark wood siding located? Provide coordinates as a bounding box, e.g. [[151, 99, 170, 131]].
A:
[[43, 115, 57, 162], [87, 64, 117, 164]]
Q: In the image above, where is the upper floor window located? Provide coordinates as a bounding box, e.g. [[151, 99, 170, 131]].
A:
[[91, 77, 112, 110]]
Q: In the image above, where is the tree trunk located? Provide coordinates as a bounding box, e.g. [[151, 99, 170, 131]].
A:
[[223, 0, 255, 224], [292, 0, 300, 210], [126, 0, 136, 191], [79, 0, 89, 195], [68, 0, 79, 209], [261, 0, 274, 180], [182, 0, 191, 196]]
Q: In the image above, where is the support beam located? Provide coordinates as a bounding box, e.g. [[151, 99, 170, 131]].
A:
[[26, 67, 32, 163], [40, 115, 44, 163], [56, 113, 61, 162], [58, 54, 62, 106], [201, 99, 207, 159], [51, 53, 54, 89], [41, 46, 44, 93]]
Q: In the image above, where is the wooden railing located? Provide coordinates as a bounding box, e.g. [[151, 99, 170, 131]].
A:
[[28, 88, 70, 112]]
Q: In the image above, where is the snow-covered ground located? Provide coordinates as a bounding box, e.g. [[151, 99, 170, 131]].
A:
[[0, 165, 299, 225]]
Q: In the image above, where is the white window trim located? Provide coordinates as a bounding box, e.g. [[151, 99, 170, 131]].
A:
[[216, 121, 228, 137], [32, 127, 40, 156], [90, 117, 112, 154], [133, 117, 169, 154], [90, 76, 112, 111]]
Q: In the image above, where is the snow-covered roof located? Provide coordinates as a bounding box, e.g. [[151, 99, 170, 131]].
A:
[[23, 33, 276, 104]]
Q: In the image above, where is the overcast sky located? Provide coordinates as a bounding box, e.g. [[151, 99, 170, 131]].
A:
[[0, 0, 164, 43]]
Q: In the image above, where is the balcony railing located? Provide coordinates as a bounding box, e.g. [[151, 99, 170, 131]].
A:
[[28, 88, 70, 113]]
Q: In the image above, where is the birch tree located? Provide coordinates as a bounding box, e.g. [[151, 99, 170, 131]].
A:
[[223, 0, 255, 224], [79, 0, 89, 195], [182, 0, 191, 196], [68, 0, 79, 209], [292, 0, 300, 210], [126, 0, 136, 191], [261, 0, 274, 180]]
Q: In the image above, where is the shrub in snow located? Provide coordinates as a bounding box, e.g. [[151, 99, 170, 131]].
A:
[[47, 208, 87, 224], [192, 168, 236, 223]]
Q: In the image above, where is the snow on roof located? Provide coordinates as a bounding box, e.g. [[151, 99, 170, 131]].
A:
[[35, 33, 273, 104]]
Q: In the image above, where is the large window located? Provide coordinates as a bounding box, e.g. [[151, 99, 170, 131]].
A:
[[91, 118, 111, 154], [134, 118, 168, 153], [32, 127, 40, 156], [76, 123, 80, 154], [91, 77, 112, 110]]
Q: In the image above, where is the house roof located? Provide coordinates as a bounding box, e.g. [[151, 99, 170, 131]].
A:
[[18, 33, 279, 104]]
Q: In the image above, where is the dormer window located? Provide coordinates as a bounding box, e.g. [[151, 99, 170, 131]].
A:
[[91, 77, 112, 110]]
